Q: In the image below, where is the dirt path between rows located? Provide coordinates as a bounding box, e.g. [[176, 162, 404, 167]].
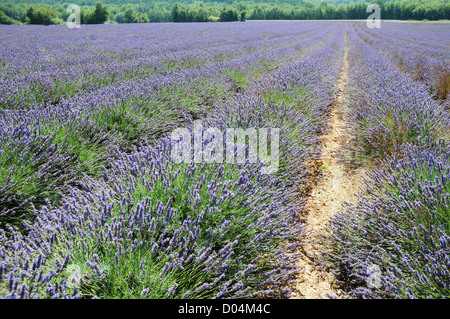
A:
[[290, 30, 364, 299]]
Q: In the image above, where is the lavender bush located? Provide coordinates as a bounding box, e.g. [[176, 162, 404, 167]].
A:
[[321, 140, 449, 298]]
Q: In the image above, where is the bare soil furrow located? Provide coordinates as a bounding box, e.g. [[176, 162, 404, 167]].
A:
[[290, 30, 364, 299]]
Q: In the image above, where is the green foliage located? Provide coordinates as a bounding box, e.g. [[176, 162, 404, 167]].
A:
[[171, 3, 179, 22], [123, 7, 135, 22], [171, 2, 209, 22], [26, 6, 59, 25], [134, 11, 149, 23], [0, 9, 16, 24], [219, 7, 239, 22], [0, 3, 27, 22], [118, 7, 149, 23], [85, 2, 109, 24], [240, 10, 246, 21]]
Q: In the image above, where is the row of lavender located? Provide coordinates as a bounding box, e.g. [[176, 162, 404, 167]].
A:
[[320, 23, 450, 298], [0, 22, 331, 110], [353, 21, 449, 102], [0, 22, 336, 224], [0, 22, 345, 298]]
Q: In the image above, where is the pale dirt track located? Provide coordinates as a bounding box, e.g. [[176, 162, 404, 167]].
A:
[[289, 31, 365, 299]]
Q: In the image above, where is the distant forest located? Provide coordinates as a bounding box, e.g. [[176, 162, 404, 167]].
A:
[[0, 0, 449, 25]]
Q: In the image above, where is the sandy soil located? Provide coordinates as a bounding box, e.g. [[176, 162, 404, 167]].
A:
[[289, 32, 365, 299]]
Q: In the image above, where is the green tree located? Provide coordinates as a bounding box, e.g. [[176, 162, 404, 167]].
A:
[[85, 2, 108, 24], [26, 6, 59, 25], [171, 3, 179, 22], [0, 4, 25, 23], [240, 10, 246, 21], [123, 7, 135, 23], [115, 13, 124, 23], [219, 7, 239, 22], [0, 10, 15, 24], [134, 12, 149, 23]]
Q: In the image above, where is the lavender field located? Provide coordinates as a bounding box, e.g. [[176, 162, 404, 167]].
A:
[[0, 21, 448, 299]]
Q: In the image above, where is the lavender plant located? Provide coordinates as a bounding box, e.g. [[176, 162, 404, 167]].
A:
[[321, 140, 449, 298]]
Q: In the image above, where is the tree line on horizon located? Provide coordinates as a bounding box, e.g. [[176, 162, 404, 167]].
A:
[[0, 0, 449, 25]]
